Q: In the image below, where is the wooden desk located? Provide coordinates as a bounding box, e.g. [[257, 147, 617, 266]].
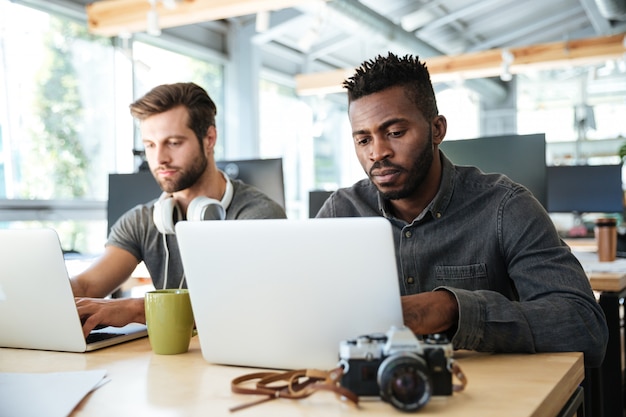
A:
[[0, 337, 583, 417]]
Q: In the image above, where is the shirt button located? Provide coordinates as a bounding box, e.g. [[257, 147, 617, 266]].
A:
[[406, 276, 415, 285], [435, 212, 442, 218], [404, 230, 412, 238]]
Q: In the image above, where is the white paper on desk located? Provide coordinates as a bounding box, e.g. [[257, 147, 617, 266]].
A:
[[573, 251, 626, 273], [0, 369, 108, 417]]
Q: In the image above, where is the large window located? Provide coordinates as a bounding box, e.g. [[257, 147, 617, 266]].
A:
[[259, 77, 372, 219], [131, 41, 224, 158], [0, 4, 119, 201], [437, 87, 480, 141], [0, 1, 118, 252], [517, 66, 626, 165], [259, 78, 315, 219], [0, 1, 224, 253]]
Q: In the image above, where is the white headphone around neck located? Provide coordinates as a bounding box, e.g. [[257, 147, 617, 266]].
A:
[[152, 171, 234, 235]]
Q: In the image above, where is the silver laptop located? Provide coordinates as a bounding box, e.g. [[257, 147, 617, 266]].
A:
[[0, 228, 147, 352], [176, 217, 404, 370]]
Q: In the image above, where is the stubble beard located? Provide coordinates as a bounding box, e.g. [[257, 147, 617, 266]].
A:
[[375, 128, 434, 201], [156, 153, 208, 194]]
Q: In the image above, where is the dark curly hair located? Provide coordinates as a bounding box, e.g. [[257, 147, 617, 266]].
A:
[[343, 53, 438, 120], [129, 82, 217, 145]]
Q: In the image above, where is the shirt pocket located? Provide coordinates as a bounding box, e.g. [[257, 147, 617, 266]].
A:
[[435, 263, 488, 290]]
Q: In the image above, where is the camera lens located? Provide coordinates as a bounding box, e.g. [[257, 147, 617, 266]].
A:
[[377, 353, 432, 412]]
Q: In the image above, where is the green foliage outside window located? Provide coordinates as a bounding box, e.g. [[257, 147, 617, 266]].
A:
[[26, 17, 89, 199]]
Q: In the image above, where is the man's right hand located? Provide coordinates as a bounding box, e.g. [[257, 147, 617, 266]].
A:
[[75, 297, 146, 338], [401, 290, 459, 336]]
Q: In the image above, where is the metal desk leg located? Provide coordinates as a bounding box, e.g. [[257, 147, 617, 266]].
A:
[[583, 367, 602, 417], [557, 386, 585, 417], [598, 291, 623, 417]]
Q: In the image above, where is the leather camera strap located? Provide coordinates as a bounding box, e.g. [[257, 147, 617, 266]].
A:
[[230, 366, 359, 412], [451, 360, 468, 392]]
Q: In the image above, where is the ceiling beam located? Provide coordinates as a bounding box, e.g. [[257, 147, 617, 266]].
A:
[[86, 0, 325, 37], [578, 0, 613, 35], [295, 33, 626, 95], [429, 33, 626, 80], [416, 0, 511, 34], [467, 8, 583, 52]]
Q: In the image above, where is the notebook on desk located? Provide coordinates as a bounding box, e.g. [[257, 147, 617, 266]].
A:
[[176, 217, 405, 370], [0, 228, 147, 352]]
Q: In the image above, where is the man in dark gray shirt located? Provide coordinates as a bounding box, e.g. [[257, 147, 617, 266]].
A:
[[316, 53, 607, 368], [71, 83, 286, 337]]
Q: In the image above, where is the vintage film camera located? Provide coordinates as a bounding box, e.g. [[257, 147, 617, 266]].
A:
[[338, 325, 454, 412]]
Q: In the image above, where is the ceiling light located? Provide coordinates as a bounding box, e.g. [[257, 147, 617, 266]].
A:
[[147, 0, 161, 36], [500, 49, 514, 82], [162, 0, 182, 9], [256, 10, 270, 33], [500, 62, 513, 82], [501, 48, 514, 65]]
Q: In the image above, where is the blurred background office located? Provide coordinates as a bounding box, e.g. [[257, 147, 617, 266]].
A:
[[0, 0, 625, 253]]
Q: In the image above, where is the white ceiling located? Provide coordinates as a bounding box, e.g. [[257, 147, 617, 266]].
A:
[[44, 0, 626, 100], [252, 0, 626, 74]]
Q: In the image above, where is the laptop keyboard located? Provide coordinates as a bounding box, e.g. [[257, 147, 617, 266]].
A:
[[86, 331, 121, 344]]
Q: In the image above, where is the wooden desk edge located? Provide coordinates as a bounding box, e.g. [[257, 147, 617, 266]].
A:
[[588, 271, 626, 292], [538, 352, 585, 417]]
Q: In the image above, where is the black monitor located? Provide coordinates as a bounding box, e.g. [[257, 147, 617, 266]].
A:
[[309, 190, 334, 218], [546, 164, 624, 214], [107, 172, 161, 236], [217, 158, 285, 209], [439, 133, 547, 208]]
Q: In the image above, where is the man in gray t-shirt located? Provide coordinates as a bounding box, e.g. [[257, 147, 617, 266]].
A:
[[71, 83, 286, 337]]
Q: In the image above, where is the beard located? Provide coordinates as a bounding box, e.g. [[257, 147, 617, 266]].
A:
[[155, 152, 208, 194], [371, 127, 434, 201]]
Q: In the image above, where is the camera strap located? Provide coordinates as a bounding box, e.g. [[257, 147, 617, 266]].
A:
[[450, 360, 468, 392], [229, 366, 359, 412]]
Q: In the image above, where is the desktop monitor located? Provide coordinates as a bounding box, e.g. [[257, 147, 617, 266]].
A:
[[546, 164, 624, 214], [107, 172, 161, 236], [216, 158, 285, 209], [439, 133, 547, 208], [309, 190, 334, 218]]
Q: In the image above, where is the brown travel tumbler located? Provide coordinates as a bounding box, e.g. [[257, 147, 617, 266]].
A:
[[595, 218, 617, 262]]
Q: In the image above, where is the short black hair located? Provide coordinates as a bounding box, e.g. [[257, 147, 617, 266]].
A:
[[343, 52, 438, 120]]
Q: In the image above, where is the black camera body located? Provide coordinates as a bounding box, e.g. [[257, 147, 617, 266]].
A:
[[338, 326, 453, 412]]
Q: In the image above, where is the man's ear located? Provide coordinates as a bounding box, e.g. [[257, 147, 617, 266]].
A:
[[203, 125, 217, 150], [432, 115, 447, 146]]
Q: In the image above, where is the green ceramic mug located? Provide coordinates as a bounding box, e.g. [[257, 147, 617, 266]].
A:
[[145, 289, 195, 355]]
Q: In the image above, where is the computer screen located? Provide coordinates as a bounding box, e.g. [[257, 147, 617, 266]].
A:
[[546, 164, 624, 214], [216, 158, 285, 209], [439, 133, 547, 208], [309, 190, 334, 218], [107, 172, 161, 236]]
